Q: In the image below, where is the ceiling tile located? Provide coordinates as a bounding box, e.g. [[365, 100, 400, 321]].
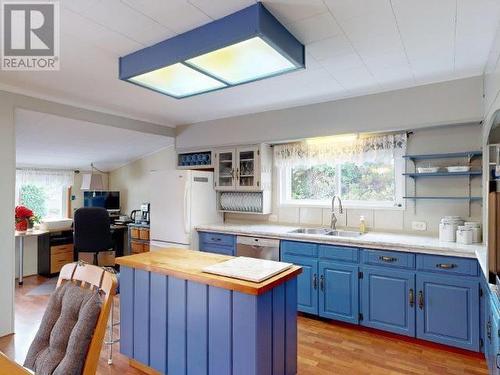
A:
[[362, 49, 408, 69], [324, 0, 392, 20], [187, 0, 256, 20], [307, 35, 354, 61], [61, 0, 100, 14], [263, 0, 328, 24], [457, 0, 500, 36], [121, 0, 211, 34], [321, 53, 365, 75], [79, 0, 173, 45], [331, 66, 379, 91], [392, 0, 456, 38], [61, 9, 142, 56], [349, 32, 404, 56], [285, 13, 342, 44], [337, 12, 398, 38]]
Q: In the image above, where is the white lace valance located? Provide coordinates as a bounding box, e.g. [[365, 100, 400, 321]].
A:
[[16, 169, 75, 188], [274, 133, 407, 167]]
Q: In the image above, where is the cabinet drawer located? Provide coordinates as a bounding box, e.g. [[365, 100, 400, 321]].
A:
[[281, 241, 317, 258], [416, 255, 478, 276], [131, 241, 149, 254], [130, 228, 140, 239], [50, 252, 73, 273], [139, 229, 150, 241], [51, 244, 73, 256], [199, 232, 235, 247], [319, 245, 359, 263], [362, 249, 415, 269]]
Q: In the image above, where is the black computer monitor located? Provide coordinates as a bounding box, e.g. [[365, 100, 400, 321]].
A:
[[83, 191, 120, 210]]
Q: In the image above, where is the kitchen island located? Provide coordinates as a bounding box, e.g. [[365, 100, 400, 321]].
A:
[[116, 247, 302, 375]]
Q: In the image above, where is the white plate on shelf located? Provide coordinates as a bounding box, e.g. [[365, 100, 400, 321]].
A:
[[417, 167, 439, 173], [446, 166, 470, 172]]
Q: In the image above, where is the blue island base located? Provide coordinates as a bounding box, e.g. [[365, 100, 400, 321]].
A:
[[120, 266, 298, 375]]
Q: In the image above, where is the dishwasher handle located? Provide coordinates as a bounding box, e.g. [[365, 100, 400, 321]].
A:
[[236, 236, 280, 248]]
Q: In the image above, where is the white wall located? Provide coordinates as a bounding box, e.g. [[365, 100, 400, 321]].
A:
[[226, 123, 482, 235], [109, 146, 176, 214], [176, 77, 483, 150], [0, 97, 15, 336]]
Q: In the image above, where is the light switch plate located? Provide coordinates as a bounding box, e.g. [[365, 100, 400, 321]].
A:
[[412, 221, 427, 231]]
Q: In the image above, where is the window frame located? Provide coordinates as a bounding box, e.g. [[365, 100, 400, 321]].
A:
[[278, 148, 406, 210]]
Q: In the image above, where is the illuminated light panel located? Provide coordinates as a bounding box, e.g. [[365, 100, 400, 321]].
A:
[[128, 63, 226, 98], [186, 37, 297, 85]]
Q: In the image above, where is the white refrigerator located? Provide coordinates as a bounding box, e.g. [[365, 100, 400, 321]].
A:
[[150, 170, 222, 250]]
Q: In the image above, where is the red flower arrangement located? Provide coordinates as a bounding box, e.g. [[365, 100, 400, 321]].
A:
[[15, 205, 33, 232]]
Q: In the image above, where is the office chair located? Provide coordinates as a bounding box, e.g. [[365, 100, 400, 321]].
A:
[[74, 207, 114, 266]]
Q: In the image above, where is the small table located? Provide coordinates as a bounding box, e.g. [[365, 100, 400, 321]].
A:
[[15, 230, 48, 285]]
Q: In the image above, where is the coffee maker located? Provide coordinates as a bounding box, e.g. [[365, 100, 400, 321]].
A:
[[130, 203, 150, 225]]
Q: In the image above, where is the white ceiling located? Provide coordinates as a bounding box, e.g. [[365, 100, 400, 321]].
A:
[[1, 0, 499, 127], [15, 109, 174, 171]]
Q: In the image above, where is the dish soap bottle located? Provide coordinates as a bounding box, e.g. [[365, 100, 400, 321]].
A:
[[359, 216, 366, 234]]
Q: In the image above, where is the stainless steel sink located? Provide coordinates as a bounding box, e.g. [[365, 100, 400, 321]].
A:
[[290, 228, 333, 235], [327, 230, 363, 238], [289, 228, 363, 238]]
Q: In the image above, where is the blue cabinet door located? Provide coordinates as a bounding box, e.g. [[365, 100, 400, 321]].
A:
[[416, 274, 479, 351], [282, 254, 318, 315], [361, 267, 415, 337], [319, 261, 358, 324]]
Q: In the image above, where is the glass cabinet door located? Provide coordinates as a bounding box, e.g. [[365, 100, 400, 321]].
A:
[[216, 150, 235, 189], [236, 147, 258, 190]]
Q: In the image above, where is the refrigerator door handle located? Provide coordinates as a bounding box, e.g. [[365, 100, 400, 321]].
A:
[[184, 182, 191, 234]]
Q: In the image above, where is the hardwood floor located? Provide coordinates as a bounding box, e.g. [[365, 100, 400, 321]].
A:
[[0, 275, 488, 375]]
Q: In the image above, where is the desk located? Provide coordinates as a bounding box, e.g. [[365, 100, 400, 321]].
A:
[[15, 230, 48, 285]]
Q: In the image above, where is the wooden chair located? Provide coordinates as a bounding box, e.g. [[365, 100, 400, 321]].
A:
[[0, 262, 117, 375]]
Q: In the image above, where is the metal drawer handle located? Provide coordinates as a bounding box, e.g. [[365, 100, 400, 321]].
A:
[[211, 237, 222, 242], [379, 256, 397, 263], [418, 291, 424, 310], [488, 320, 492, 339], [409, 289, 414, 308], [436, 263, 457, 269], [320, 275, 325, 292], [313, 274, 318, 290]]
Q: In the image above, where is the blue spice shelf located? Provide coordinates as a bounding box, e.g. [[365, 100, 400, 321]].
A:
[[403, 171, 482, 178], [403, 151, 482, 161]]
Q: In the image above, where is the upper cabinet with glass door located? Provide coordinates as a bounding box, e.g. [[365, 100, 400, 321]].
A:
[[214, 144, 272, 191]]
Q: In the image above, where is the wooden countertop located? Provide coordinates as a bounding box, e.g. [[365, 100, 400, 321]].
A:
[[115, 247, 302, 296]]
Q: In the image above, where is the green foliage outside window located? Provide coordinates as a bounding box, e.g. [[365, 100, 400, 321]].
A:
[[19, 184, 47, 219], [291, 164, 336, 200], [291, 161, 395, 202]]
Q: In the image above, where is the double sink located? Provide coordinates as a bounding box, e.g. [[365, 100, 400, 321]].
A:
[[288, 228, 363, 238]]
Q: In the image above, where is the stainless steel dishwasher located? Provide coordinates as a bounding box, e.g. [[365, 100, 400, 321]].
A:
[[236, 236, 280, 261]]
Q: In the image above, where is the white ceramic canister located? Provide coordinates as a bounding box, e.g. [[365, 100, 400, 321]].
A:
[[439, 217, 464, 242], [456, 226, 473, 245], [464, 222, 482, 243]]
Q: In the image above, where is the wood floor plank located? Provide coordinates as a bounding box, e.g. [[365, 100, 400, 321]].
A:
[[0, 276, 488, 375]]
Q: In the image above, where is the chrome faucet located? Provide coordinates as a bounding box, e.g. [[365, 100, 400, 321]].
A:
[[330, 195, 343, 230]]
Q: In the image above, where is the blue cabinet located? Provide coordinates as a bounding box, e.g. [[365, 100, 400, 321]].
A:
[[361, 267, 415, 337], [199, 232, 236, 256], [281, 254, 318, 315], [319, 261, 359, 324], [416, 274, 479, 351], [485, 290, 500, 374]]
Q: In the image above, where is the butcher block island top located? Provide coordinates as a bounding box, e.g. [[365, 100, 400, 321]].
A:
[[115, 246, 302, 295]]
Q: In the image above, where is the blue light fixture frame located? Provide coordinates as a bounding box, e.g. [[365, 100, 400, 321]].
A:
[[119, 3, 305, 99]]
